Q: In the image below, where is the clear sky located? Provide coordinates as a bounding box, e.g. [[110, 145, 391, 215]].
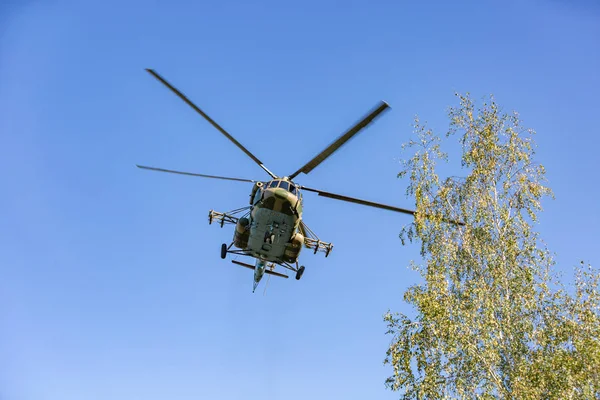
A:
[[1, 0, 599, 399]]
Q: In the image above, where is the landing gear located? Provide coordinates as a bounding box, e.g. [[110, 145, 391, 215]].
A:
[[220, 243, 227, 259], [295, 266, 305, 280]]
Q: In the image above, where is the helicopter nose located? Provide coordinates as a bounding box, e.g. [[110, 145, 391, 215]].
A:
[[273, 188, 288, 200]]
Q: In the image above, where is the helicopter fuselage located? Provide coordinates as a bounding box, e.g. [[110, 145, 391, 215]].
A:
[[233, 179, 305, 264]]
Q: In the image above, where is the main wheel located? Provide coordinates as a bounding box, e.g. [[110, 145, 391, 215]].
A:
[[220, 243, 227, 259], [295, 266, 305, 280]]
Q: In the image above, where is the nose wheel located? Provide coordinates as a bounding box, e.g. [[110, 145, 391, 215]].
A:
[[220, 243, 228, 259], [295, 266, 305, 280]]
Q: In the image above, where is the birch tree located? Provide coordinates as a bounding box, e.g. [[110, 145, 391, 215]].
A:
[[384, 93, 599, 399]]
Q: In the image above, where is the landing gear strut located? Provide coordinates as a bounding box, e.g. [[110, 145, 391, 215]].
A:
[[295, 266, 305, 280], [220, 243, 227, 259]]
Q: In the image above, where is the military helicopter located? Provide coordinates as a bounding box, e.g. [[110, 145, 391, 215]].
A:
[[138, 69, 443, 293]]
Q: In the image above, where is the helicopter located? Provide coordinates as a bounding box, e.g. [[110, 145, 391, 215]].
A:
[[138, 68, 453, 293]]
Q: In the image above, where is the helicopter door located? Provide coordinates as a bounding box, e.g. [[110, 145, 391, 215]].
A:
[[250, 182, 264, 205], [253, 189, 262, 205]]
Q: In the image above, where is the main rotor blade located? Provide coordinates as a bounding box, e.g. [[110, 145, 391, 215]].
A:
[[145, 69, 277, 179], [136, 165, 257, 183], [301, 186, 465, 226], [301, 186, 415, 215], [288, 101, 390, 180]]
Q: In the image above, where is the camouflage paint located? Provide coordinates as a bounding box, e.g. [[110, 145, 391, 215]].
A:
[[234, 178, 304, 264]]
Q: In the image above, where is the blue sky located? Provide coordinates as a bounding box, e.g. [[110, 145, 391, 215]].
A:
[[1, 0, 599, 399]]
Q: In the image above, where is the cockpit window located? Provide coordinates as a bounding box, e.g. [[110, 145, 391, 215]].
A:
[[266, 180, 299, 195]]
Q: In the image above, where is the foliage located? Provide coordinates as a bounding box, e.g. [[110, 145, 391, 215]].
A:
[[384, 93, 600, 399]]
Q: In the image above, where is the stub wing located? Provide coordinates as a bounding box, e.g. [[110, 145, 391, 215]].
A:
[[298, 221, 333, 257]]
